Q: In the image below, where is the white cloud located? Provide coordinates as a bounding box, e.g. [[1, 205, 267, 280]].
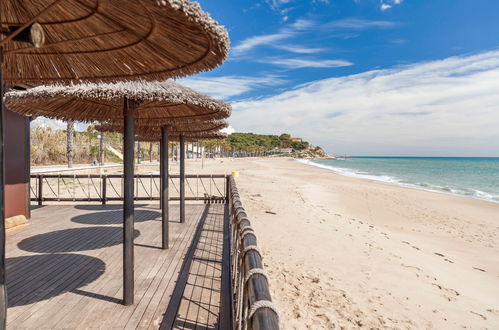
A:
[[229, 50, 499, 156], [275, 45, 326, 54], [232, 19, 314, 56], [380, 0, 403, 11], [221, 125, 235, 135], [326, 18, 397, 29], [232, 32, 294, 56], [31, 117, 89, 131], [261, 58, 353, 69], [178, 75, 286, 100]]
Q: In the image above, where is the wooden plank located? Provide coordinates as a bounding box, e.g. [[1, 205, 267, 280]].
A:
[[5, 203, 228, 329]]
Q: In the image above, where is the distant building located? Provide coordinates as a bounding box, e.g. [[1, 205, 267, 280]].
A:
[[291, 137, 302, 142], [279, 148, 293, 154]]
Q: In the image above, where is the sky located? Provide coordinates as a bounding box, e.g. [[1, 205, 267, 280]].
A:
[[33, 0, 499, 156], [177, 0, 499, 156]]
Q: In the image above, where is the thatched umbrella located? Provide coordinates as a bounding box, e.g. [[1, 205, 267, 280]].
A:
[[1, 0, 229, 84], [0, 0, 230, 312], [95, 121, 228, 248], [4, 81, 232, 123], [130, 130, 228, 230], [5, 81, 231, 307]]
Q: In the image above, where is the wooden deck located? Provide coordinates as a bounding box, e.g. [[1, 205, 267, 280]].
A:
[[5, 203, 230, 329]]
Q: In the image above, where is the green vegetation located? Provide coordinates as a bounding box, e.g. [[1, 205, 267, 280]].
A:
[[30, 126, 158, 166], [31, 125, 321, 166], [218, 132, 310, 152]]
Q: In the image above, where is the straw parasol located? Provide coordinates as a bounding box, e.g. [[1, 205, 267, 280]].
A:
[[1, 0, 230, 84], [4, 80, 232, 123], [137, 130, 227, 142], [95, 119, 229, 137], [0, 0, 230, 312]]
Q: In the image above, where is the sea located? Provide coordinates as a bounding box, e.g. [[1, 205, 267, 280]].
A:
[[297, 157, 499, 203]]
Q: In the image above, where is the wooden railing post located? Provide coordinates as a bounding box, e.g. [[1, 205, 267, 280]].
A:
[[123, 97, 135, 306], [37, 175, 43, 206], [179, 135, 185, 223], [102, 175, 107, 205]]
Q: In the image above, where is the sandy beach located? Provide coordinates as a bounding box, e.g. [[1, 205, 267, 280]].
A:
[[170, 156, 499, 329]]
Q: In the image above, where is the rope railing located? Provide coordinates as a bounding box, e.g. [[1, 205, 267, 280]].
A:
[[228, 176, 279, 330], [30, 174, 227, 204]]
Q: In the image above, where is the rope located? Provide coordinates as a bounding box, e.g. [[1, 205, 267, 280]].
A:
[[239, 226, 254, 236], [241, 230, 256, 241], [248, 300, 279, 321], [244, 268, 268, 284], [237, 216, 249, 224], [242, 245, 262, 258]]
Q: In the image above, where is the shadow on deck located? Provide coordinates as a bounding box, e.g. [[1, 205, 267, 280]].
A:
[[6, 203, 230, 329]]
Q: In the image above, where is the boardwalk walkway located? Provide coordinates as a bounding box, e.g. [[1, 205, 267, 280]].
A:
[[6, 203, 230, 329]]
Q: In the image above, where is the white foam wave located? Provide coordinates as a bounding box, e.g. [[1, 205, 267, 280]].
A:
[[295, 159, 499, 204]]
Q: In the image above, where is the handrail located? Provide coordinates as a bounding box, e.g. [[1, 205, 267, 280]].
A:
[[30, 174, 227, 204], [227, 176, 279, 330]]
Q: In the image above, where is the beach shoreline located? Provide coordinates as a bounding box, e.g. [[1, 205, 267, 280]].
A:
[[171, 156, 499, 329], [296, 157, 499, 205]]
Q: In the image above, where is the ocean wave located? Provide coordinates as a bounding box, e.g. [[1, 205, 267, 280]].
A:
[[295, 159, 499, 204]]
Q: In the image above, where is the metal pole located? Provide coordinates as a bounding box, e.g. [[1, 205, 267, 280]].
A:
[[0, 48, 7, 328], [123, 97, 135, 306], [179, 135, 185, 223], [161, 126, 169, 249]]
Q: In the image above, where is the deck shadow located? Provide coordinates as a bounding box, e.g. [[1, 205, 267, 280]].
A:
[[71, 210, 160, 225], [17, 227, 140, 253], [6, 254, 105, 307]]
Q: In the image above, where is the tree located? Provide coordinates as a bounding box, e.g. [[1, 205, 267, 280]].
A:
[[66, 119, 75, 167], [279, 133, 292, 148], [137, 141, 142, 164], [98, 131, 105, 165]]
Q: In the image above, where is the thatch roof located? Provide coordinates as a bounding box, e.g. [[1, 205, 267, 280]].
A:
[[138, 130, 228, 142], [2, 0, 229, 84], [4, 80, 231, 124], [96, 119, 228, 135]]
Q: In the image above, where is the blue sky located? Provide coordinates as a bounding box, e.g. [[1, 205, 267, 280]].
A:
[[184, 1, 499, 99], [34, 1, 499, 156], [177, 0, 499, 156]]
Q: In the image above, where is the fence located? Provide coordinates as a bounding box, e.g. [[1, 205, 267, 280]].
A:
[[30, 174, 227, 204], [227, 176, 279, 330], [29, 173, 279, 329]]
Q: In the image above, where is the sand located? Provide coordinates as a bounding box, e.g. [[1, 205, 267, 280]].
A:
[[172, 156, 499, 329]]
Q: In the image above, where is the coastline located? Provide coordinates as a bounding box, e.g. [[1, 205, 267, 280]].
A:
[[296, 158, 499, 204], [173, 157, 499, 329]]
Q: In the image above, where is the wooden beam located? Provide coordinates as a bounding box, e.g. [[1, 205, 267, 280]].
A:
[[180, 135, 185, 223], [123, 97, 135, 306], [161, 126, 169, 249], [0, 48, 7, 329]]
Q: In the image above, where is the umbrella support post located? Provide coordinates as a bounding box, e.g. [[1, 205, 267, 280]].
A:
[[161, 126, 169, 249], [0, 48, 7, 329], [180, 135, 185, 223], [123, 97, 135, 306]]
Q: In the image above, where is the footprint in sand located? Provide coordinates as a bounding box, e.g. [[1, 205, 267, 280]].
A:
[[432, 283, 460, 301], [470, 311, 487, 320], [472, 267, 486, 272]]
